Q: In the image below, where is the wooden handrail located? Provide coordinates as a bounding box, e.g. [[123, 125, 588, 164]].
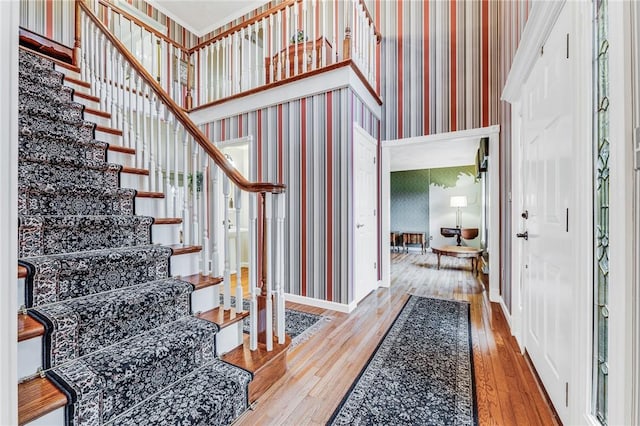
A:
[[79, 0, 285, 194], [188, 0, 301, 54], [97, 0, 189, 52]]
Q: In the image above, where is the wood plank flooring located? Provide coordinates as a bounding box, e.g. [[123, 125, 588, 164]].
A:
[[235, 251, 560, 426]]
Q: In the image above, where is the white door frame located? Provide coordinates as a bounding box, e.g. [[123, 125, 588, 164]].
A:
[[0, 2, 18, 424], [380, 125, 501, 304], [353, 122, 379, 304]]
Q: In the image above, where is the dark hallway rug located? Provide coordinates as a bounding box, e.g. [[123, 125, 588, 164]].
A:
[[328, 296, 477, 426]]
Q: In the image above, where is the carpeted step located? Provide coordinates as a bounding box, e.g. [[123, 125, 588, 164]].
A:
[[19, 156, 121, 191], [19, 113, 96, 146], [109, 360, 252, 426], [19, 77, 74, 106], [30, 278, 194, 368], [19, 96, 85, 125], [20, 49, 56, 73], [19, 215, 153, 258], [20, 245, 172, 307], [48, 316, 219, 425], [19, 185, 135, 216], [20, 133, 107, 164]]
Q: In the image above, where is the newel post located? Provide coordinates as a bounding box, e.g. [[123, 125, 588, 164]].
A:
[[73, 0, 82, 66]]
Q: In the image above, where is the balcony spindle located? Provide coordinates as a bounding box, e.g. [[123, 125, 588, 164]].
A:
[[249, 192, 258, 351], [181, 132, 189, 244], [223, 175, 231, 310], [235, 186, 243, 312]]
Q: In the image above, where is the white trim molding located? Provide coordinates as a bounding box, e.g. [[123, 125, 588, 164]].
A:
[[189, 64, 382, 125], [501, 0, 566, 103], [285, 293, 357, 313], [0, 2, 19, 424]]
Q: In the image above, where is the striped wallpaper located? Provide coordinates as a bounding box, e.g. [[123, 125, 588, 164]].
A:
[[19, 0, 199, 50], [18, 0, 532, 307], [203, 88, 379, 304]]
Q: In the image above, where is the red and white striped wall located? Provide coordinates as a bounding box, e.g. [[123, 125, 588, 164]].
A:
[[205, 88, 379, 305]]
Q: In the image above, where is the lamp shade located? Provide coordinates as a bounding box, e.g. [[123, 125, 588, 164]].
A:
[[450, 196, 468, 208]]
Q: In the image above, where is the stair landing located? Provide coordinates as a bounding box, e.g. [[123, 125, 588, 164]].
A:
[[223, 334, 291, 403]]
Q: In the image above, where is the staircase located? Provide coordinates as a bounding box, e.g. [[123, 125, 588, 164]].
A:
[[16, 48, 289, 425]]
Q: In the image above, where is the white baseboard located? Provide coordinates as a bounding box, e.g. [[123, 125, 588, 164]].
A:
[[284, 293, 357, 313], [499, 297, 512, 329]]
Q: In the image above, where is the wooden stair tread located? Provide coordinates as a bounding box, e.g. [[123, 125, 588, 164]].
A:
[[223, 334, 291, 402], [64, 76, 90, 88], [74, 91, 100, 103], [84, 107, 110, 119], [18, 265, 28, 278], [18, 376, 67, 425], [167, 245, 202, 255], [18, 314, 44, 342], [197, 306, 249, 329], [153, 217, 182, 225], [108, 145, 136, 155], [223, 333, 291, 374], [136, 191, 164, 199], [95, 125, 123, 136], [18, 45, 79, 73], [121, 165, 149, 175], [182, 273, 223, 290]]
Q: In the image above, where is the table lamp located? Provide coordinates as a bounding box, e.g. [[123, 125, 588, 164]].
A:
[[450, 196, 467, 228]]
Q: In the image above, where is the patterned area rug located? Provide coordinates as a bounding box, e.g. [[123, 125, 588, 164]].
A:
[[328, 296, 477, 425], [220, 295, 329, 346]]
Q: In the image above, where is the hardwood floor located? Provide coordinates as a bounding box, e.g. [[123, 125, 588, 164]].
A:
[[234, 251, 560, 425]]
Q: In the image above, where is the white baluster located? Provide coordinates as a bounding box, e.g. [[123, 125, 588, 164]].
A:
[[107, 45, 115, 124], [322, 0, 327, 67], [235, 29, 241, 93], [164, 111, 172, 217], [135, 75, 143, 169], [302, 0, 307, 73], [202, 151, 210, 276], [155, 101, 163, 196], [235, 186, 243, 312], [172, 123, 180, 219], [191, 141, 199, 246], [275, 193, 286, 344], [211, 162, 220, 278], [264, 16, 271, 84], [181, 132, 189, 244], [249, 192, 258, 351], [223, 175, 231, 310], [276, 10, 282, 81], [265, 192, 273, 351], [254, 22, 260, 87], [293, 6, 298, 76], [148, 93, 156, 193], [311, 0, 317, 71]]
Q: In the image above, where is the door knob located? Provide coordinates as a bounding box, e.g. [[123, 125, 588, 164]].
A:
[[356, 223, 364, 229], [516, 231, 529, 241], [521, 210, 529, 219]]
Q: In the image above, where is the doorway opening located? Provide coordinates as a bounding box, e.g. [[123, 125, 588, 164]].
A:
[[380, 126, 500, 303]]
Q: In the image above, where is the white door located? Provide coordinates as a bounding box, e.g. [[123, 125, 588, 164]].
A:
[[520, 5, 574, 423], [353, 124, 378, 304]]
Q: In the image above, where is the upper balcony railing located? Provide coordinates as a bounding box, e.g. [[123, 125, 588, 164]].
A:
[[88, 0, 379, 110], [189, 0, 380, 108]]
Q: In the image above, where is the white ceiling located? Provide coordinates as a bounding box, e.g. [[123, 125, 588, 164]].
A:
[[388, 136, 480, 172], [149, 0, 270, 37]]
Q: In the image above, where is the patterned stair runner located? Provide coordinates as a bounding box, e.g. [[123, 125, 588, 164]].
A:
[[18, 50, 251, 425]]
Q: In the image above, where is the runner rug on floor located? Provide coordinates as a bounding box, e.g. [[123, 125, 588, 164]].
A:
[[328, 296, 477, 426]]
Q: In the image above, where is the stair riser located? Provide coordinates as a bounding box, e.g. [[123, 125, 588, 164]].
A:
[[17, 284, 215, 379], [64, 79, 91, 96], [95, 129, 123, 145], [135, 196, 165, 217], [107, 149, 135, 167], [24, 407, 64, 426], [17, 337, 41, 380], [83, 111, 110, 127], [54, 64, 81, 81], [215, 321, 244, 356], [120, 171, 149, 191], [151, 223, 181, 246], [170, 251, 201, 277], [73, 95, 100, 111]]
